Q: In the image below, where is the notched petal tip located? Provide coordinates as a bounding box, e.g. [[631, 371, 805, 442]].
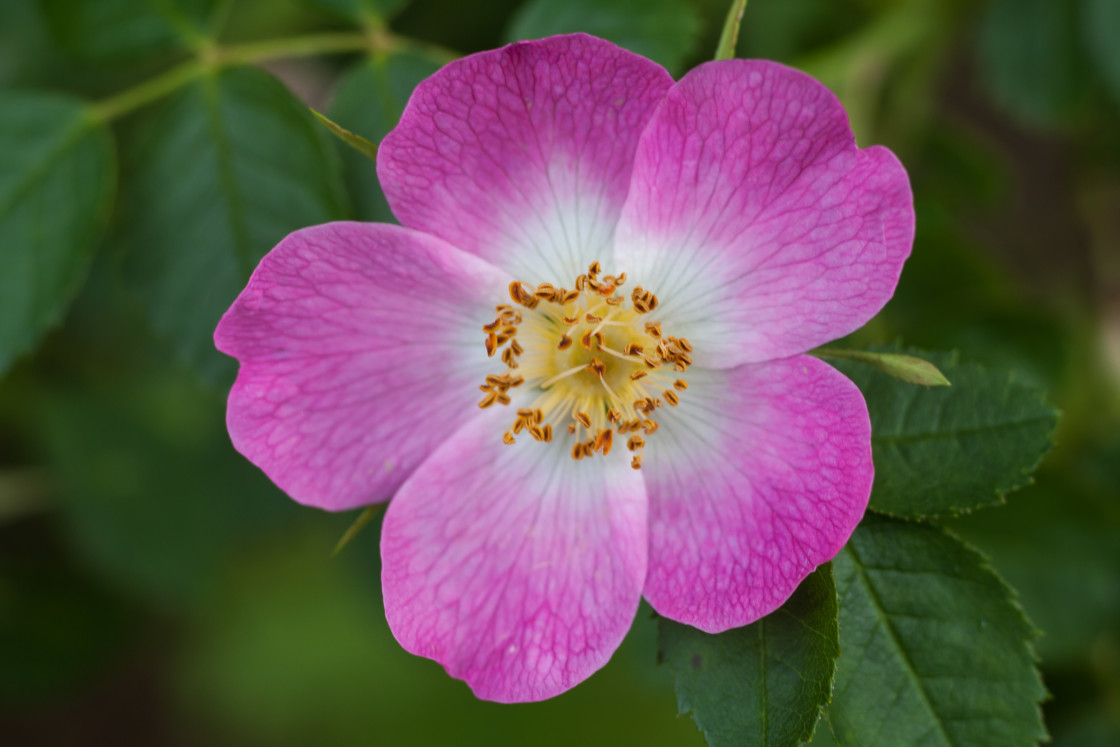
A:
[[377, 33, 673, 285], [615, 58, 915, 365]]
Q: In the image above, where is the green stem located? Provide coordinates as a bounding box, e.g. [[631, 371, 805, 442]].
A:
[[92, 59, 207, 122], [213, 31, 369, 67], [91, 30, 383, 123], [714, 0, 749, 60]]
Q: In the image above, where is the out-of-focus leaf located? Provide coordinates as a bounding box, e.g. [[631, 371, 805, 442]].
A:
[[116, 66, 348, 383], [1049, 710, 1120, 747], [978, 0, 1083, 127], [328, 50, 441, 222], [658, 565, 839, 747], [792, 0, 941, 145], [829, 515, 1047, 746], [41, 368, 296, 607], [1083, 0, 1120, 108], [0, 531, 136, 701], [176, 535, 702, 747], [299, 0, 410, 22], [949, 444, 1120, 663], [505, 0, 701, 75], [0, 2, 55, 86], [816, 349, 950, 386], [906, 305, 1071, 393], [40, 0, 217, 61], [830, 348, 1058, 518], [0, 91, 114, 374], [6, 253, 294, 609], [735, 0, 862, 65]]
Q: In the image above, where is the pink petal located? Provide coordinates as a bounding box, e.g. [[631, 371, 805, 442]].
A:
[[614, 60, 914, 366], [642, 355, 872, 632], [381, 410, 647, 702], [378, 33, 673, 285], [214, 222, 510, 511]]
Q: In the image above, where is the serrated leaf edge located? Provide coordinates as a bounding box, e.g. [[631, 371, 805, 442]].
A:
[[0, 99, 117, 375], [831, 521, 1050, 746], [856, 345, 1061, 520]]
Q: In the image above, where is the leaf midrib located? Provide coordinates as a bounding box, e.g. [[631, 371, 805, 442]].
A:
[[200, 71, 252, 277], [843, 543, 955, 747]]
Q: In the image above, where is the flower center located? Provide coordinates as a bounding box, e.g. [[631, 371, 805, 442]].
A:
[[477, 261, 692, 469]]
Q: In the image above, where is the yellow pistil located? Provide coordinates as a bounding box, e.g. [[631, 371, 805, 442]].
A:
[[476, 261, 693, 468]]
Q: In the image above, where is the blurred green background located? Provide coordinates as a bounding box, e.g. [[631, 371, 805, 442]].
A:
[[1, 0, 1118, 744]]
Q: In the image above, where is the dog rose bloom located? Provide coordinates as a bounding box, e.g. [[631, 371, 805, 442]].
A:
[[215, 34, 912, 702]]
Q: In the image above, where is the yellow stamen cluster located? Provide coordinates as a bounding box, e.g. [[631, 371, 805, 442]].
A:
[[477, 261, 693, 469]]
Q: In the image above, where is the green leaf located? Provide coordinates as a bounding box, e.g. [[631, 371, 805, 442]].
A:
[[40, 0, 217, 61], [829, 515, 1047, 746], [0, 1, 62, 87], [505, 0, 701, 76], [178, 536, 701, 746], [116, 66, 348, 382], [0, 548, 135, 701], [658, 565, 840, 747], [328, 51, 441, 222], [815, 348, 950, 386], [829, 348, 1057, 518], [714, 0, 748, 61], [0, 91, 114, 374], [734, 0, 862, 64], [1083, 0, 1120, 108], [38, 348, 298, 607], [300, 0, 410, 23], [977, 0, 1084, 127], [949, 448, 1120, 664]]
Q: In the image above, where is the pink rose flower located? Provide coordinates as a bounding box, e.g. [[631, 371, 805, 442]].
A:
[[214, 34, 913, 702]]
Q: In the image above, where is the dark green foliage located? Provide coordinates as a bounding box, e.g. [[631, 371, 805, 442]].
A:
[[0, 91, 114, 374], [0, 536, 135, 701], [831, 349, 1058, 518], [2, 0, 1113, 743], [659, 566, 839, 747], [949, 446, 1120, 664], [1083, 0, 1120, 108], [41, 370, 293, 606], [328, 50, 442, 222], [300, 0, 411, 22], [829, 516, 1048, 746], [978, 0, 1085, 127], [115, 67, 348, 382], [41, 0, 218, 61], [506, 0, 701, 75]]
